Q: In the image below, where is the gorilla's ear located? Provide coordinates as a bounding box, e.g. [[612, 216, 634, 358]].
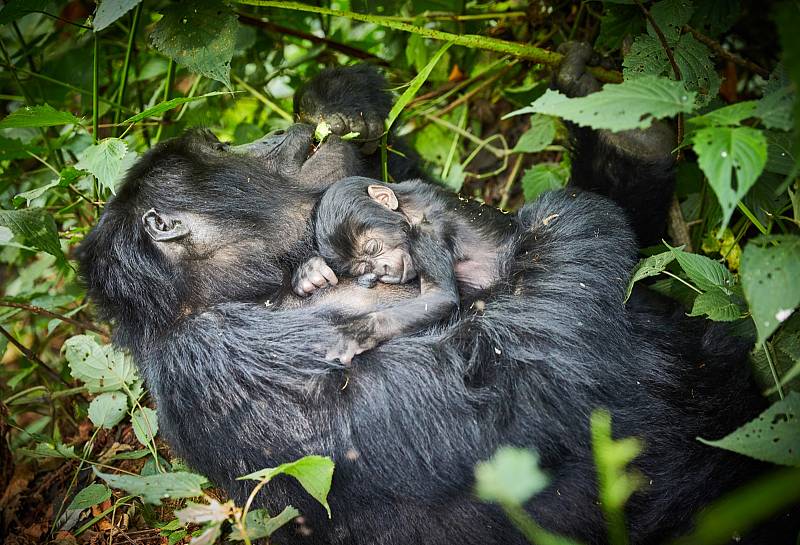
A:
[[367, 184, 398, 210], [142, 209, 190, 242]]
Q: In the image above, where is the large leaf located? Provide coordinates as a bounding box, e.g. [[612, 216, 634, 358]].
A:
[[740, 236, 800, 343], [699, 392, 800, 466], [648, 0, 694, 44], [239, 455, 334, 517], [150, 1, 239, 88], [474, 447, 548, 505], [68, 484, 112, 510], [0, 104, 81, 129], [88, 392, 128, 429], [520, 163, 569, 202], [94, 0, 142, 32], [511, 114, 556, 154], [688, 101, 758, 128], [0, 208, 65, 262], [692, 126, 767, 231], [95, 469, 208, 505], [131, 406, 159, 445], [75, 138, 131, 195], [63, 335, 138, 393], [507, 76, 696, 132], [687, 287, 742, 322], [667, 244, 736, 293]]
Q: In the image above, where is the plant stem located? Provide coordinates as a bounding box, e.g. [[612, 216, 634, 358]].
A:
[[113, 2, 143, 131], [234, 0, 622, 83], [154, 59, 175, 143], [762, 342, 784, 400], [92, 34, 100, 144], [232, 74, 293, 122]]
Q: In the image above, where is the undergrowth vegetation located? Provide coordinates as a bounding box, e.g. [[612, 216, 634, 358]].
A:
[[0, 0, 798, 544]]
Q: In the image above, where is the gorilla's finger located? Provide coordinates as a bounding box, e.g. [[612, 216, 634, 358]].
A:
[[326, 113, 347, 135], [319, 264, 339, 285]]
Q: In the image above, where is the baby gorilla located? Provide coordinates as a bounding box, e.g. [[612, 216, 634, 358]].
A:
[[293, 176, 519, 363]]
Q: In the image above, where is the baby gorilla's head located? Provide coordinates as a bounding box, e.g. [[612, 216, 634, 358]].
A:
[[315, 177, 417, 284]]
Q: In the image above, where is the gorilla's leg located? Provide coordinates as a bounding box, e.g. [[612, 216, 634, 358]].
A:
[[555, 43, 677, 246]]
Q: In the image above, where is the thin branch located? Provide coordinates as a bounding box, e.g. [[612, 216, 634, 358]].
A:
[[633, 0, 681, 81], [684, 25, 769, 78], [0, 301, 109, 338], [237, 13, 389, 65], [0, 325, 70, 386]]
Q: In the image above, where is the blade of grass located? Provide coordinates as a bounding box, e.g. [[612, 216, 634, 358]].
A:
[[122, 92, 235, 124], [113, 2, 143, 131], [233, 0, 622, 83]]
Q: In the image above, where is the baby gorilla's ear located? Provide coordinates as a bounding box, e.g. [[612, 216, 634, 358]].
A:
[[367, 184, 398, 210]]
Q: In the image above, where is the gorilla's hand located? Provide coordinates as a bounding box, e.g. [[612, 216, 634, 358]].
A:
[[553, 42, 607, 98], [293, 256, 339, 297], [294, 65, 392, 154]]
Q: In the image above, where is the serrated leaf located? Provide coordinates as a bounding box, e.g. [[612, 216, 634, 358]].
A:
[[94, 0, 141, 32], [0, 104, 81, 129], [68, 483, 112, 510], [699, 392, 800, 466], [475, 447, 548, 505], [520, 162, 568, 202], [76, 138, 130, 195], [624, 250, 676, 302], [121, 92, 231, 124], [692, 126, 767, 231], [63, 335, 138, 393], [689, 101, 758, 127], [687, 287, 742, 321], [89, 392, 128, 429], [239, 455, 334, 517], [150, 1, 239, 88], [0, 208, 65, 262], [667, 243, 735, 293], [741, 236, 800, 343], [175, 500, 233, 525], [512, 114, 556, 153], [231, 506, 300, 541], [507, 77, 696, 133], [131, 406, 159, 445], [648, 0, 695, 45], [94, 469, 208, 505]]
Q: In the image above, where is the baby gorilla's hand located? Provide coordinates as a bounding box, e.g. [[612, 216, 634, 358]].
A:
[[293, 256, 338, 297], [325, 314, 380, 365]]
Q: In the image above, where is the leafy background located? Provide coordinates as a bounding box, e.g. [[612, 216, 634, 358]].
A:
[[0, 0, 799, 544]]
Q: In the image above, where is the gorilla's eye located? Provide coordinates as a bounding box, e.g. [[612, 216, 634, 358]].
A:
[[363, 239, 382, 256]]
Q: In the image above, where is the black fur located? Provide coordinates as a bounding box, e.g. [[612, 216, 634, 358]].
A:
[[77, 65, 796, 544]]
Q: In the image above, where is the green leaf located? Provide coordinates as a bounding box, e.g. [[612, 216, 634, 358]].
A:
[[14, 179, 61, 207], [691, 126, 767, 231], [22, 442, 79, 460], [0, 208, 65, 263], [88, 392, 128, 429], [231, 506, 300, 541], [756, 85, 794, 132], [520, 162, 569, 202], [131, 406, 159, 445], [740, 236, 800, 343], [507, 76, 696, 132], [387, 41, 453, 130], [699, 392, 800, 466], [0, 104, 81, 129], [150, 1, 239, 88], [474, 447, 548, 505], [667, 243, 735, 293], [121, 92, 231, 124], [648, 0, 694, 44], [687, 287, 742, 321], [688, 101, 758, 127], [764, 130, 796, 176], [624, 250, 676, 302], [68, 483, 112, 510], [689, 0, 740, 36], [94, 0, 141, 32], [314, 120, 332, 143], [75, 138, 130, 195], [239, 455, 334, 517], [94, 469, 208, 505], [511, 114, 556, 153], [0, 0, 51, 25], [0, 136, 44, 161], [63, 335, 139, 393]]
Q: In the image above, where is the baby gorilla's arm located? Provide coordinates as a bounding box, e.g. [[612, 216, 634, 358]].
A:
[[327, 227, 460, 364]]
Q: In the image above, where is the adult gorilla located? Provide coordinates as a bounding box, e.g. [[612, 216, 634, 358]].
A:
[[78, 51, 788, 544]]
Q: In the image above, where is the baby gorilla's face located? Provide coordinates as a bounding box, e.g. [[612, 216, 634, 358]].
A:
[[351, 228, 417, 284]]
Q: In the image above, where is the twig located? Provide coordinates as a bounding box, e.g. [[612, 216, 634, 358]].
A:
[[499, 153, 525, 210], [684, 25, 769, 78], [237, 13, 388, 65], [667, 196, 693, 252], [0, 301, 109, 338], [235, 0, 623, 83], [0, 325, 70, 386]]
